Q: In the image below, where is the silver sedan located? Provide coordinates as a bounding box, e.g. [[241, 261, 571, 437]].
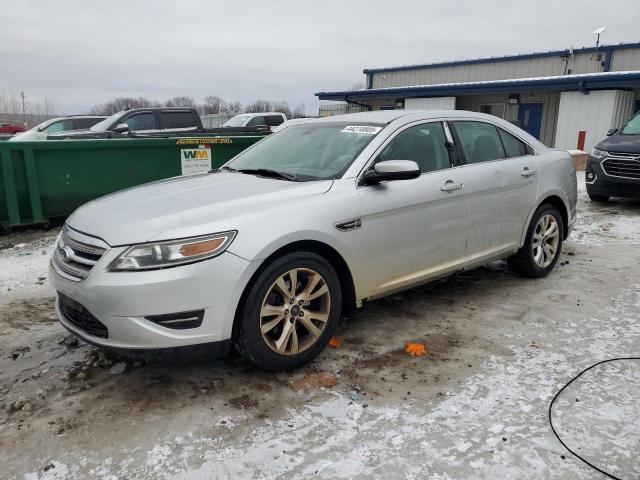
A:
[[50, 110, 578, 370]]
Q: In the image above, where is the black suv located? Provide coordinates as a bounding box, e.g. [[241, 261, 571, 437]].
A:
[[586, 111, 640, 202], [48, 108, 205, 139]]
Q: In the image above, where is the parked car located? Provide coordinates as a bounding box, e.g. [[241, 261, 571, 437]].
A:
[[0, 123, 25, 134], [223, 112, 287, 130], [586, 111, 640, 201], [50, 110, 577, 370], [10, 115, 107, 141], [48, 108, 207, 139]]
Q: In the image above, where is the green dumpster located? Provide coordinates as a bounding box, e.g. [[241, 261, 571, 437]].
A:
[[0, 135, 266, 230]]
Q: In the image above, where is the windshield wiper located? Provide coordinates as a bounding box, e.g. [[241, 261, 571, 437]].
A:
[[211, 165, 237, 173], [236, 168, 296, 181]]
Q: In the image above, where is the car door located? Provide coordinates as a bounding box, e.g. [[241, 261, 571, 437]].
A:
[[450, 120, 539, 263], [357, 121, 468, 297]]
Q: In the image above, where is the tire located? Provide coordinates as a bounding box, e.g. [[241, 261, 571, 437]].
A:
[[508, 204, 564, 279], [588, 193, 610, 203], [234, 251, 342, 371]]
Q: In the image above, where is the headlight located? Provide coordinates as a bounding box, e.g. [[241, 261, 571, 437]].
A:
[[591, 148, 608, 159], [108, 231, 236, 271]]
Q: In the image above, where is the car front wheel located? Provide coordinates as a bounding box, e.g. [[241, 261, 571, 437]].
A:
[[235, 252, 342, 371], [508, 205, 564, 278]]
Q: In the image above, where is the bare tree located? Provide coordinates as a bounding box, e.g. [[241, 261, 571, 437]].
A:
[[201, 95, 225, 114], [226, 101, 242, 114], [90, 97, 156, 115], [291, 103, 306, 118], [165, 96, 195, 108]]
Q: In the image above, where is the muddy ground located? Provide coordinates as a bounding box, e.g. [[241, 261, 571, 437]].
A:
[[1, 179, 639, 479]]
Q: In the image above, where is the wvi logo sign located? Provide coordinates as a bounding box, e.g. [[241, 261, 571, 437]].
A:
[[181, 145, 212, 175]]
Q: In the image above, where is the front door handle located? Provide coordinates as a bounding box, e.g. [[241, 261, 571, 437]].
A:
[[521, 167, 537, 177], [441, 180, 463, 192]]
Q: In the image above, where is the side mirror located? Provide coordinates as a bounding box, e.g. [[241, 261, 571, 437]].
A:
[[112, 123, 130, 134], [606, 128, 618, 136], [363, 160, 421, 185]]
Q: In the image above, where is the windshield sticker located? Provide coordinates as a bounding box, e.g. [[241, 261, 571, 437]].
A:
[[341, 125, 382, 135]]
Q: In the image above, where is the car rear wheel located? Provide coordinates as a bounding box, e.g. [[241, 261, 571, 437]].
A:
[[588, 193, 610, 203], [508, 205, 563, 278], [235, 252, 341, 371]]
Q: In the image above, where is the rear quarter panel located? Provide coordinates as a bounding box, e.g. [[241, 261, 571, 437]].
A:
[[520, 149, 577, 245]]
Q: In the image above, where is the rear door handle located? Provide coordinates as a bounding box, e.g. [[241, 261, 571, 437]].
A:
[[521, 167, 537, 177], [441, 180, 463, 192]]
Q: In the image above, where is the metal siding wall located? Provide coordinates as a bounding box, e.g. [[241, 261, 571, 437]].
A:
[[405, 97, 456, 110], [369, 51, 626, 88], [554, 90, 635, 152], [612, 49, 640, 71], [611, 90, 636, 129]]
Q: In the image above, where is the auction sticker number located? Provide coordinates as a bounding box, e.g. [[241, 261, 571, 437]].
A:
[[181, 146, 212, 175], [341, 125, 382, 135]]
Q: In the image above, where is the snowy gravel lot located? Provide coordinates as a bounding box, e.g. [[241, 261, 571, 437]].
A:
[[1, 178, 639, 479]]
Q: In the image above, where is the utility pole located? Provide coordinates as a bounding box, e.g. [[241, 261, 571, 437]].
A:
[[20, 91, 26, 127]]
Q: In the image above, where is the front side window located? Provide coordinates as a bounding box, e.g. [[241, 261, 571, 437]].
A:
[[453, 121, 506, 164], [621, 113, 640, 135], [376, 122, 450, 173], [123, 113, 155, 131], [246, 116, 267, 126], [226, 123, 383, 181]]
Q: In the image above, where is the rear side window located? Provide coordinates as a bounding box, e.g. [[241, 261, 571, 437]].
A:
[[377, 122, 450, 174], [498, 128, 529, 158], [123, 113, 156, 131], [246, 116, 267, 126], [162, 111, 198, 129], [74, 117, 103, 129], [266, 115, 285, 127], [452, 121, 505, 164]]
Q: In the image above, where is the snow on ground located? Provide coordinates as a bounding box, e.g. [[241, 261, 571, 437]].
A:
[[2, 178, 640, 479]]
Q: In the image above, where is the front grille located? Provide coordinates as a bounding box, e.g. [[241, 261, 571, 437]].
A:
[[52, 227, 107, 281], [602, 152, 640, 180], [58, 293, 108, 338]]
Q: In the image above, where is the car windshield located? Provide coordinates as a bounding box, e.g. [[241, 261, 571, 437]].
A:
[[225, 122, 384, 181], [32, 118, 58, 132], [223, 115, 249, 127], [90, 111, 123, 131], [621, 112, 640, 135]]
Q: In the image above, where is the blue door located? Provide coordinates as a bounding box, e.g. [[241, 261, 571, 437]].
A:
[[518, 103, 543, 139]]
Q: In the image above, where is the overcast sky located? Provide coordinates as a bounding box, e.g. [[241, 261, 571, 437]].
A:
[[1, 0, 639, 115]]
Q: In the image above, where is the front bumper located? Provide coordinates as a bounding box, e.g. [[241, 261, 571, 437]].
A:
[[586, 155, 640, 199], [50, 246, 256, 351]]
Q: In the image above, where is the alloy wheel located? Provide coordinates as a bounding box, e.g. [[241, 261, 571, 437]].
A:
[[260, 268, 331, 355], [532, 214, 560, 268]]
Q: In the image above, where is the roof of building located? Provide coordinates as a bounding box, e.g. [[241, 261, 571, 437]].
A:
[[362, 42, 640, 75], [316, 70, 640, 101]]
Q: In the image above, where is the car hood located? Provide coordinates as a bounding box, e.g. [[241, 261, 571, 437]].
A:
[[67, 172, 333, 246], [595, 134, 640, 154]]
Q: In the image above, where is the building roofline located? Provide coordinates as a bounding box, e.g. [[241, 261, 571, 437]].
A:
[[316, 70, 640, 101], [362, 42, 640, 75]]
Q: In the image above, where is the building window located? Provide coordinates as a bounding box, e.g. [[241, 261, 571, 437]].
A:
[[479, 103, 505, 119]]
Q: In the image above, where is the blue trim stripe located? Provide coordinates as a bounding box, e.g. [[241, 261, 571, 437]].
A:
[[316, 71, 640, 101], [362, 42, 640, 75]]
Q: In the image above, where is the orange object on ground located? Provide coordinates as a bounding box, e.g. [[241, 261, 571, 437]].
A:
[[405, 342, 427, 356], [328, 337, 341, 348]]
